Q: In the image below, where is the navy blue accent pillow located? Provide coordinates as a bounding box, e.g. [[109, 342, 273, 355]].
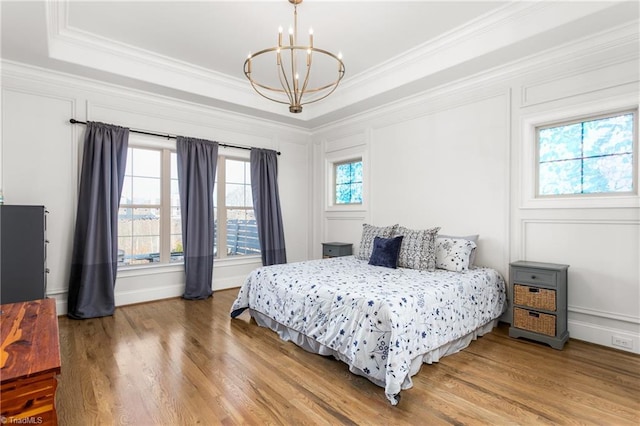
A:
[[369, 236, 404, 268]]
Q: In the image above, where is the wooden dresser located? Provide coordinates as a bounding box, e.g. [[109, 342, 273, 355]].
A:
[[1, 298, 61, 425]]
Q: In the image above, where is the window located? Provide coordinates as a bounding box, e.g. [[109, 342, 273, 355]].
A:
[[214, 157, 260, 258], [334, 159, 363, 204], [118, 147, 182, 266], [118, 149, 259, 266], [537, 111, 636, 196]]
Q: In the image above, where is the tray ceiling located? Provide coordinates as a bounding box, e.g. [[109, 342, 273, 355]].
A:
[[2, 1, 638, 128]]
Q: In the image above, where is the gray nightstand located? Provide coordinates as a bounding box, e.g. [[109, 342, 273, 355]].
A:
[[508, 261, 569, 350], [322, 242, 353, 258]]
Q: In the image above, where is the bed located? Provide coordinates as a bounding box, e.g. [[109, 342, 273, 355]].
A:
[[230, 248, 506, 404]]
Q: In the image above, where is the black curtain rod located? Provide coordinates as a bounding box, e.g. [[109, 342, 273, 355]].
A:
[[69, 119, 281, 155]]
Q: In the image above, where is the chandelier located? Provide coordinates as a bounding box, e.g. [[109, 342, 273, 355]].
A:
[[243, 0, 345, 114]]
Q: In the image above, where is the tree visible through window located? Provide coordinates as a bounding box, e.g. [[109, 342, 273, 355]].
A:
[[538, 111, 635, 196], [335, 159, 363, 204]]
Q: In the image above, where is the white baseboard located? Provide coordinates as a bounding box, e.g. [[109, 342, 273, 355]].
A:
[[569, 319, 640, 354], [51, 276, 244, 317], [114, 284, 185, 307]]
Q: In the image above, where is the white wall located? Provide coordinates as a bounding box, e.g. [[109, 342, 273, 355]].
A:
[[1, 61, 312, 315], [312, 23, 640, 353]]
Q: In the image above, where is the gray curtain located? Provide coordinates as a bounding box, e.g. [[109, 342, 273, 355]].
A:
[[250, 148, 287, 266], [177, 137, 218, 299], [67, 122, 129, 319]]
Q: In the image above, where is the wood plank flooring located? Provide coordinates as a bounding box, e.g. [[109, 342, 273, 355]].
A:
[[56, 289, 640, 425]]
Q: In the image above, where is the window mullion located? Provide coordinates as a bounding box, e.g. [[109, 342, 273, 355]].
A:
[[580, 122, 585, 194], [217, 156, 227, 259], [160, 149, 171, 263]]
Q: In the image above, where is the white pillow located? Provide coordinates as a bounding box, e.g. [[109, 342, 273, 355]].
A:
[[436, 238, 477, 272], [439, 234, 479, 266]]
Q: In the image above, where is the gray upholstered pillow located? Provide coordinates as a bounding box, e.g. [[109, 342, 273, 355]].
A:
[[356, 223, 398, 260], [439, 234, 479, 266], [394, 226, 441, 271]]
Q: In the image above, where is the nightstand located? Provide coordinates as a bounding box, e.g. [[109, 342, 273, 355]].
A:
[[508, 261, 569, 350], [322, 242, 353, 258]]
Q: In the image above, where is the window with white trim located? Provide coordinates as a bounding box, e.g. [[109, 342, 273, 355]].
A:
[[537, 110, 636, 197], [334, 159, 363, 204], [118, 147, 182, 266], [118, 149, 260, 267], [214, 156, 260, 258]]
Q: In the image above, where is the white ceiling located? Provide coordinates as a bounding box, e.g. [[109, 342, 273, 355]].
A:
[[2, 1, 638, 129]]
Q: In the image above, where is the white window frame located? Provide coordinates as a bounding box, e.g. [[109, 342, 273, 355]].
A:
[[215, 155, 261, 260], [333, 159, 363, 206], [325, 146, 368, 212], [536, 110, 636, 198], [116, 140, 263, 277], [520, 96, 639, 209], [118, 137, 180, 269]]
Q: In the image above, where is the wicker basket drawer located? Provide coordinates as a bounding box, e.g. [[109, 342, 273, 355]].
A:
[[514, 284, 556, 311], [514, 308, 556, 337]]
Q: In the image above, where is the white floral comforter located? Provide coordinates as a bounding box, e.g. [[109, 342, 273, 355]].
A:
[[230, 256, 506, 404]]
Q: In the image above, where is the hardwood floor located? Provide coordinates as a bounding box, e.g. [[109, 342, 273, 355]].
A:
[[56, 289, 640, 425]]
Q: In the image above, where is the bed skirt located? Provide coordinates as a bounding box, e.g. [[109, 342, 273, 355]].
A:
[[249, 308, 498, 404]]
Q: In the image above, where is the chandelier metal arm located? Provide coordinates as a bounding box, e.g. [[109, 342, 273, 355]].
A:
[[248, 80, 290, 105], [277, 60, 295, 105], [296, 77, 342, 106], [244, 47, 344, 95], [289, 44, 299, 107], [299, 55, 312, 105], [291, 2, 300, 108]]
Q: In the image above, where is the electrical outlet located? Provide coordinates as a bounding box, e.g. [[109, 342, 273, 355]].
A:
[[612, 335, 633, 350]]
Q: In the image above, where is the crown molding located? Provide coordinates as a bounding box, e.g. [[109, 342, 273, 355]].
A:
[[0, 59, 312, 138], [312, 20, 639, 133], [307, 1, 621, 119]]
